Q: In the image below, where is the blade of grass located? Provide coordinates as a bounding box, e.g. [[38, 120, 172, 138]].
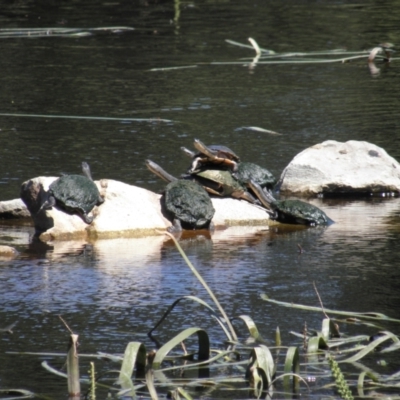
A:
[[339, 331, 399, 363], [148, 295, 232, 341], [67, 333, 81, 397], [152, 327, 210, 369], [260, 294, 400, 323], [161, 231, 238, 341], [146, 369, 159, 400], [118, 342, 147, 394], [283, 346, 300, 392], [232, 315, 266, 343]]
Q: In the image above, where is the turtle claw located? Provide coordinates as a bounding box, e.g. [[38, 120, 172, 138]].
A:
[[81, 213, 94, 224], [167, 219, 183, 233]]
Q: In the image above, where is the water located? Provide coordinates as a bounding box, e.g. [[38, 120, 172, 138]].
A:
[[1, 0, 400, 398]]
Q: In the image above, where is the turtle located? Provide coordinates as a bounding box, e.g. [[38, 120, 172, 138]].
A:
[[181, 145, 276, 191], [247, 180, 334, 226], [185, 139, 241, 173], [188, 168, 258, 204], [146, 160, 215, 233], [232, 161, 277, 191], [41, 162, 104, 224]]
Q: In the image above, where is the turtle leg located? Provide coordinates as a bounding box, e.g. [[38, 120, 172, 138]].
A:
[[208, 220, 215, 232], [189, 157, 203, 173], [167, 218, 183, 233], [79, 212, 94, 224], [37, 195, 56, 214], [97, 195, 105, 205]]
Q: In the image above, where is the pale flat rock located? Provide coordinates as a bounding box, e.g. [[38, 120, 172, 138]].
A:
[[278, 140, 400, 196], [0, 245, 18, 259], [211, 197, 269, 226], [0, 198, 30, 218], [17, 176, 269, 241]]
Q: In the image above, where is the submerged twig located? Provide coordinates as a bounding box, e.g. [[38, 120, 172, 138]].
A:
[[313, 281, 329, 319], [248, 37, 261, 56]]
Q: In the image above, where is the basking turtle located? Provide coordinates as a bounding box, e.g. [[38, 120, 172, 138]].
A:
[[42, 162, 104, 224], [189, 168, 258, 204], [185, 139, 240, 173], [247, 180, 334, 226], [146, 160, 215, 233], [232, 162, 276, 191], [181, 146, 276, 191]]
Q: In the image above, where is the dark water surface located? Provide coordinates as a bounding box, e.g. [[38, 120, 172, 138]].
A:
[[1, 0, 400, 398]]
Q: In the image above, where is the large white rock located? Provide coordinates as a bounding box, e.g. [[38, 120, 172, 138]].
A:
[[278, 140, 400, 196], [18, 177, 269, 241]]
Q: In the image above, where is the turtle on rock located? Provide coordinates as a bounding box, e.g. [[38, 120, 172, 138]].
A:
[[232, 161, 276, 191], [40, 162, 104, 224], [146, 160, 215, 233], [188, 168, 258, 204], [183, 139, 241, 173], [247, 180, 334, 226], [181, 142, 276, 193]]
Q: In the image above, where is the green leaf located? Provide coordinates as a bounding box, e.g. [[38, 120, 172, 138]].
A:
[[149, 295, 232, 341], [118, 342, 147, 394], [246, 344, 275, 393], [260, 294, 400, 323], [152, 327, 210, 369], [283, 347, 300, 393], [340, 331, 399, 363], [233, 315, 267, 343], [307, 335, 328, 354]]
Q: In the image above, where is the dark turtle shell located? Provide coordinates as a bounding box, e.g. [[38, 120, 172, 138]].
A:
[[164, 179, 215, 229], [49, 174, 103, 223], [246, 180, 333, 226], [271, 199, 333, 226], [233, 162, 276, 190]]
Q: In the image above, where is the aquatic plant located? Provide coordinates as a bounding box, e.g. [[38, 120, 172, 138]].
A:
[[7, 232, 400, 399]]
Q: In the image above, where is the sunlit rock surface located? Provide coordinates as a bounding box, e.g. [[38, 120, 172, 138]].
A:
[[0, 198, 30, 218], [18, 177, 269, 241], [278, 140, 400, 196], [0, 245, 18, 259]]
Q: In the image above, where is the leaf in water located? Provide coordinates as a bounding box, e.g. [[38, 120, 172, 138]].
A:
[[148, 295, 232, 342], [339, 331, 399, 363], [67, 333, 80, 397], [321, 317, 340, 341], [118, 342, 147, 395], [283, 346, 300, 393], [233, 315, 266, 343], [260, 294, 400, 323], [146, 369, 159, 400], [307, 335, 328, 354], [162, 231, 238, 341], [246, 344, 275, 395], [276, 326, 281, 346], [152, 327, 210, 369]]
